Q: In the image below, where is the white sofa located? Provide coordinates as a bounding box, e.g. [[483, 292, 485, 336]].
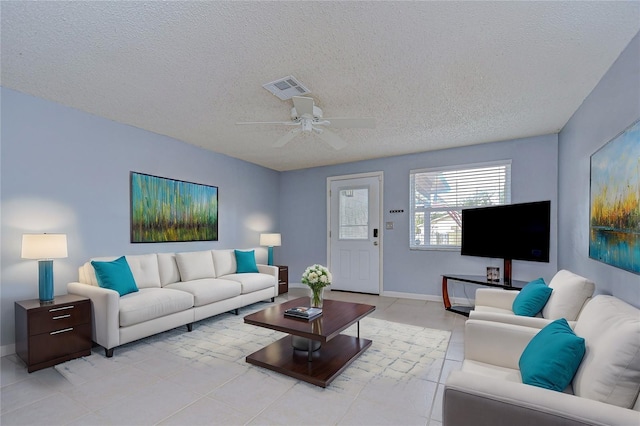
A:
[[469, 270, 595, 329], [444, 295, 640, 425], [67, 249, 278, 357]]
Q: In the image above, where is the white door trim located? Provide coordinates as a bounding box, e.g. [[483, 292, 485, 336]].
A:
[[327, 171, 384, 294]]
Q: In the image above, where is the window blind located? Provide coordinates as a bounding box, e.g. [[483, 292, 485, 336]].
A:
[[410, 160, 512, 250]]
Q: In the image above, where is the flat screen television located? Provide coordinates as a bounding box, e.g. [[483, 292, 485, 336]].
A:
[[461, 201, 551, 282]]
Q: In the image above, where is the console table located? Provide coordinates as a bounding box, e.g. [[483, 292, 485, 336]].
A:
[[442, 274, 527, 316]]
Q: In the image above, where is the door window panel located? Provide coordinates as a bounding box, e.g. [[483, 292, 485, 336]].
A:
[[339, 187, 369, 240]]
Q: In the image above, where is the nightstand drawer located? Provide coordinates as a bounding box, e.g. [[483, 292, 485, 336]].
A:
[[29, 300, 91, 335], [29, 323, 92, 365]]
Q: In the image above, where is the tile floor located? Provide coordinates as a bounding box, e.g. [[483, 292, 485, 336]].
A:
[[0, 288, 466, 426]]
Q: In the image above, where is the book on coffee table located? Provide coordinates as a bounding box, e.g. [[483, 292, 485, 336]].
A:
[[284, 306, 323, 320]]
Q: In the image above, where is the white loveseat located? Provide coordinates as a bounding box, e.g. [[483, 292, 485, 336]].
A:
[[67, 249, 278, 357], [444, 295, 640, 425]]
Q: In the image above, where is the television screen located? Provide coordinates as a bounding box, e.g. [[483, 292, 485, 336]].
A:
[[461, 201, 551, 262]]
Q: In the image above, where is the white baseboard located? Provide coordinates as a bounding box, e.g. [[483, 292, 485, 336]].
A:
[[1, 343, 16, 357], [290, 284, 474, 306], [293, 284, 471, 304], [381, 290, 441, 302]]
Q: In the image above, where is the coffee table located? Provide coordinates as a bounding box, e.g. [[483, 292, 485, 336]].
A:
[[243, 297, 376, 387]]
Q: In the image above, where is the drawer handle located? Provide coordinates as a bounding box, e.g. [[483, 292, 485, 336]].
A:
[[53, 314, 71, 320], [49, 305, 74, 312], [50, 328, 73, 335]]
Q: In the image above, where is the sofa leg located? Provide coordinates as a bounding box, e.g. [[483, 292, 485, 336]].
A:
[[187, 323, 193, 332], [271, 297, 275, 302], [105, 348, 114, 358], [234, 309, 239, 315]]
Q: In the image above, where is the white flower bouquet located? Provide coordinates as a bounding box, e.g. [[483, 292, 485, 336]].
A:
[[301, 264, 332, 307]]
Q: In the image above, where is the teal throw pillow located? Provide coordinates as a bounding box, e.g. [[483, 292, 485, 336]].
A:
[[235, 250, 259, 273], [91, 256, 139, 296], [519, 318, 586, 392], [512, 278, 552, 316]]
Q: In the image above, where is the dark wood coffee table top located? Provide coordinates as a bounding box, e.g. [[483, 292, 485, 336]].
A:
[[244, 297, 376, 343]]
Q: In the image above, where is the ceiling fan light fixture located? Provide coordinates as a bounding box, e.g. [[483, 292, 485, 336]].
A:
[[301, 118, 313, 132], [262, 76, 311, 100], [238, 93, 372, 150]]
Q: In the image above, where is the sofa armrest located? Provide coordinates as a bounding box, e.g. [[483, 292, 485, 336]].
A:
[[475, 288, 518, 310], [257, 264, 278, 278], [257, 264, 279, 295], [444, 370, 640, 426], [67, 282, 120, 350], [465, 320, 539, 369], [469, 311, 576, 329]]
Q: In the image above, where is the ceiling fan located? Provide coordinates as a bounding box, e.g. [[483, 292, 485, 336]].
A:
[[236, 96, 375, 150]]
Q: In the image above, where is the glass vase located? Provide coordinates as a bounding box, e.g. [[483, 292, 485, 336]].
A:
[[310, 287, 324, 308]]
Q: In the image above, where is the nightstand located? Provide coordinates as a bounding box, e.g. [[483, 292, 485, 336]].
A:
[[15, 294, 92, 372], [277, 265, 288, 295]]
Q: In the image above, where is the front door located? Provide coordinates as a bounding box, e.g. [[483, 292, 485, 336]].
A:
[[328, 172, 382, 294]]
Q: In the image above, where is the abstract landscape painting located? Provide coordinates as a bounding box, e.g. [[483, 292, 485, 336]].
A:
[[589, 120, 640, 274], [131, 172, 218, 243]]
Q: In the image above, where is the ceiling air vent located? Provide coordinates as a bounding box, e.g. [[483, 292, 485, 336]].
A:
[[262, 75, 310, 100]]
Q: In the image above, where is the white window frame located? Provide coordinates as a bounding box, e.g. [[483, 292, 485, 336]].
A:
[[410, 160, 512, 251]]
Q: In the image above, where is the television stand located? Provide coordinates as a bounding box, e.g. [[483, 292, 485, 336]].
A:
[[442, 274, 528, 317]]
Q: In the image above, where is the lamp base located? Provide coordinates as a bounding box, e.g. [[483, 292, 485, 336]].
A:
[[38, 260, 54, 302], [267, 246, 274, 266]]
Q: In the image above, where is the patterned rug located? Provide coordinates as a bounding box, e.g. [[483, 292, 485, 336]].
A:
[[54, 303, 451, 424]]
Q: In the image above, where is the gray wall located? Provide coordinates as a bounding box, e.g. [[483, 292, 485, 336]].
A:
[[279, 134, 559, 297], [0, 88, 280, 350], [558, 31, 640, 306]]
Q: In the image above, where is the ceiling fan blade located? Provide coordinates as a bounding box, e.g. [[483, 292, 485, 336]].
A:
[[317, 128, 347, 150], [322, 117, 376, 129], [292, 96, 314, 117], [273, 128, 301, 148], [236, 121, 298, 125]]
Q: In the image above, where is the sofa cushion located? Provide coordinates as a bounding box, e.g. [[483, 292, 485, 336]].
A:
[[158, 253, 181, 285], [542, 270, 595, 321], [124, 254, 162, 289], [512, 278, 551, 317], [165, 278, 242, 307], [573, 295, 640, 408], [519, 318, 585, 392], [462, 360, 523, 384], [223, 273, 275, 294], [119, 288, 194, 327], [175, 251, 216, 281], [91, 256, 139, 297], [235, 250, 259, 273], [212, 249, 236, 277]]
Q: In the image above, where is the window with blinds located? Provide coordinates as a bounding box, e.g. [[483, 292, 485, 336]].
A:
[[410, 161, 511, 250]]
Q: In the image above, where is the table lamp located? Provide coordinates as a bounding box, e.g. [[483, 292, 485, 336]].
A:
[[259, 233, 281, 266], [21, 234, 68, 303]]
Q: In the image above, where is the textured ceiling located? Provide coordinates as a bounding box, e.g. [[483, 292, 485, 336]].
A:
[[2, 1, 639, 171]]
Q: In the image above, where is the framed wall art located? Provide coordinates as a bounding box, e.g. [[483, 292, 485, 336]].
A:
[[589, 119, 639, 274], [130, 172, 218, 243]]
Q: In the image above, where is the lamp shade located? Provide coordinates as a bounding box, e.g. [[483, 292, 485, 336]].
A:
[[21, 234, 68, 259], [260, 233, 281, 247]]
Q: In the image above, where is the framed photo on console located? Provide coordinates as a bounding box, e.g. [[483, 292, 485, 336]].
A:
[[130, 172, 218, 243]]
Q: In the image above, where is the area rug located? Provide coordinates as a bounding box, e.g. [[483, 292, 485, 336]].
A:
[[54, 304, 451, 425]]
